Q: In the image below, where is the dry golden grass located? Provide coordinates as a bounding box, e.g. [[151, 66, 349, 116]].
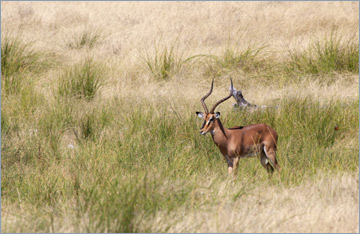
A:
[[2, 1, 358, 51], [139, 172, 359, 233], [1, 1, 359, 105], [2, 172, 358, 233]]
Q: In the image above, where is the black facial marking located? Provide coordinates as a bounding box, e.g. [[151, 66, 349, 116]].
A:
[[200, 120, 206, 129]]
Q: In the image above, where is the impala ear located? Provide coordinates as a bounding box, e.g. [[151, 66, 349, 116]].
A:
[[196, 112, 204, 118], [215, 112, 220, 118]]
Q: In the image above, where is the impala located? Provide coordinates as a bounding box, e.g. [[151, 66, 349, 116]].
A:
[[196, 78, 281, 175]]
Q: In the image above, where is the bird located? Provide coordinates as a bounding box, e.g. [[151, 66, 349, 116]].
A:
[[334, 124, 339, 131]]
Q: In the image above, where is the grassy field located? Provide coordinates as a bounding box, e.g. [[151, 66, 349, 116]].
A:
[[1, 2, 359, 233]]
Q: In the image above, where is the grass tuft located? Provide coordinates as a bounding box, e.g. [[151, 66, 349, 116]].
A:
[[77, 108, 113, 142], [1, 36, 50, 94], [67, 28, 102, 49], [286, 34, 359, 76], [217, 45, 269, 73], [58, 59, 105, 101], [141, 44, 199, 81]]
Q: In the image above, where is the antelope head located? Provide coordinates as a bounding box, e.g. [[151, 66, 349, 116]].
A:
[[196, 78, 233, 135]]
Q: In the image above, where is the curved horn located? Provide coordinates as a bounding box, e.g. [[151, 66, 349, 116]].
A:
[[201, 79, 214, 113], [209, 77, 233, 113]]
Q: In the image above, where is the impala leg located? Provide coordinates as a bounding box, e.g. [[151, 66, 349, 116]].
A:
[[263, 145, 281, 173], [225, 155, 233, 174], [260, 151, 274, 174], [232, 157, 239, 176]]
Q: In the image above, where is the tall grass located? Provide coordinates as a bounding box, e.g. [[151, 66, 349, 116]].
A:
[[2, 94, 358, 232]]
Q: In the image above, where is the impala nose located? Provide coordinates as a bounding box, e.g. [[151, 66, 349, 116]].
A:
[[200, 130, 206, 135]]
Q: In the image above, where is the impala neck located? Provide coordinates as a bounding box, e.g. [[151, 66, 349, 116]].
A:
[[210, 118, 229, 143]]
